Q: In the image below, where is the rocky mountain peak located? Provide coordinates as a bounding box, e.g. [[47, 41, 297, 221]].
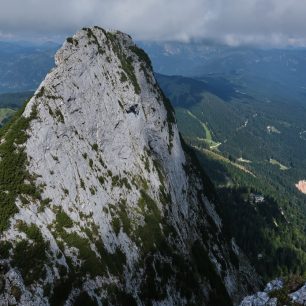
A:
[[0, 27, 259, 305]]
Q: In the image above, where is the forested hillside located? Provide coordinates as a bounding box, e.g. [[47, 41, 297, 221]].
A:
[[157, 73, 306, 280]]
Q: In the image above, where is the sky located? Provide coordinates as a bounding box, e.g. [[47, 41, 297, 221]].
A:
[[0, 0, 306, 46]]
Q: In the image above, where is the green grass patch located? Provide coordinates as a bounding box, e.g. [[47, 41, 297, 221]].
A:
[[66, 37, 78, 46], [110, 200, 132, 236], [91, 143, 98, 152], [98, 176, 105, 185], [83, 27, 104, 55], [129, 45, 152, 70], [0, 240, 12, 259], [269, 158, 289, 171], [136, 190, 163, 254], [56, 210, 73, 230], [106, 32, 141, 94], [54, 214, 126, 277], [55, 108, 64, 123], [13, 222, 49, 285]]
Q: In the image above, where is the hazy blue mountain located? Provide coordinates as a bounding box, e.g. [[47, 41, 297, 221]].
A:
[[141, 41, 306, 105], [2, 38, 306, 103], [0, 41, 59, 93]]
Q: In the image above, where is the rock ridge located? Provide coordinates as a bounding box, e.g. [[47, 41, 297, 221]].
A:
[[0, 26, 259, 305]]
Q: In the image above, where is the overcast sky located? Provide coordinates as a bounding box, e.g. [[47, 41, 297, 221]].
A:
[[0, 0, 306, 46]]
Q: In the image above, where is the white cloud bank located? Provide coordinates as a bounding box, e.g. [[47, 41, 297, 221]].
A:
[[0, 0, 306, 46]]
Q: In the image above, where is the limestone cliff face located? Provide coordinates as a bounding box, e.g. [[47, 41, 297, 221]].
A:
[[0, 27, 259, 305]]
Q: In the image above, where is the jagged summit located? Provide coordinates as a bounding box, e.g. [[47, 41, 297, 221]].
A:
[[0, 27, 259, 305]]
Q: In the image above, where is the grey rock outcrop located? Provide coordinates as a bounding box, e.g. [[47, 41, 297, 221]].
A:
[[290, 283, 306, 304], [0, 27, 259, 305], [240, 278, 306, 306]]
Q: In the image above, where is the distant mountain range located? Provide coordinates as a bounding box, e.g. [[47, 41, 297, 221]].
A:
[[141, 41, 306, 106], [141, 41, 306, 80], [0, 41, 59, 93], [2, 38, 306, 102]]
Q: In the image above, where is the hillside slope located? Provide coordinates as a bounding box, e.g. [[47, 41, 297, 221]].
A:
[[0, 27, 259, 305], [157, 73, 306, 281]]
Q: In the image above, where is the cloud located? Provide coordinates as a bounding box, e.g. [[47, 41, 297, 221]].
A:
[[0, 0, 306, 46]]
